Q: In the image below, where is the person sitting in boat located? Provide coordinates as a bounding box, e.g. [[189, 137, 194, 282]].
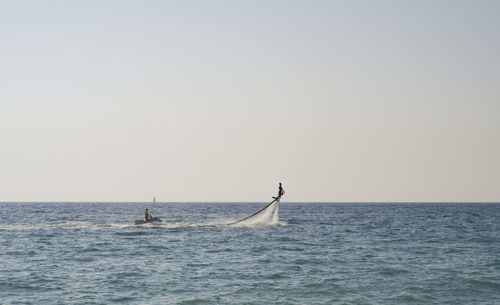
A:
[[145, 208, 153, 222]]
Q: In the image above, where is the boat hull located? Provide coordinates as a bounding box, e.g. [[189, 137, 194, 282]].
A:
[[135, 217, 163, 225]]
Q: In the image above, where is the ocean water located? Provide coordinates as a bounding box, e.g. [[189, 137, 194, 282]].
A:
[[0, 202, 499, 305]]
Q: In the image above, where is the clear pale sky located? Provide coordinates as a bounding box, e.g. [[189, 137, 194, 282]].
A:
[[1, 0, 499, 202]]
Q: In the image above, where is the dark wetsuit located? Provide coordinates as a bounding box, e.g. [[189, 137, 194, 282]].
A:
[[145, 211, 150, 222], [278, 185, 285, 198]]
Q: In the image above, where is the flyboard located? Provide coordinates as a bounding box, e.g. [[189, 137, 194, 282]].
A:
[[226, 196, 281, 226]]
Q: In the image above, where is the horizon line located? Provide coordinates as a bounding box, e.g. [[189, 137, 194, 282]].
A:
[[1, 201, 499, 204]]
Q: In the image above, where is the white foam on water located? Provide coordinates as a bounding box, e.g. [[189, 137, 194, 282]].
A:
[[272, 202, 279, 224], [0, 221, 136, 231]]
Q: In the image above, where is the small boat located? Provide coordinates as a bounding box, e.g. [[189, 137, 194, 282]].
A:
[[135, 217, 163, 225], [135, 197, 164, 225]]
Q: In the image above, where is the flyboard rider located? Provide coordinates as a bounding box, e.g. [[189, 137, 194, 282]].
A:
[[273, 182, 285, 201]]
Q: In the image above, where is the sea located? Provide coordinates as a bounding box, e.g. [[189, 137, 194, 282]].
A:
[[0, 202, 499, 305]]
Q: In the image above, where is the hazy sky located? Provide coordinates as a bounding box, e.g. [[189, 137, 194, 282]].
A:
[[1, 0, 499, 202]]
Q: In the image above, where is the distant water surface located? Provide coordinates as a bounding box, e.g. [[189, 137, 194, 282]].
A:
[[0, 202, 499, 305]]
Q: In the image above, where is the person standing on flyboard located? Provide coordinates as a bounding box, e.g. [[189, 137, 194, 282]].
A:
[[273, 182, 285, 201]]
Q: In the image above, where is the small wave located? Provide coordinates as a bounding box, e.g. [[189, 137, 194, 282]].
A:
[[466, 278, 500, 289], [378, 267, 410, 276], [179, 297, 210, 305], [390, 293, 426, 303], [110, 296, 136, 303]]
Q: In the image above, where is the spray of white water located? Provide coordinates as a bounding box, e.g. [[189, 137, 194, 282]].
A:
[[228, 200, 282, 227]]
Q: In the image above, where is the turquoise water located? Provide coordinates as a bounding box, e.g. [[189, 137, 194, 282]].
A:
[[1, 202, 499, 304]]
